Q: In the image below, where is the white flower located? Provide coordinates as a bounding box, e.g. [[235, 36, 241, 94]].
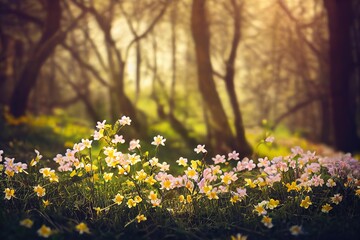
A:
[[112, 135, 125, 144], [119, 116, 131, 126], [81, 139, 93, 148], [151, 135, 166, 146], [265, 136, 275, 143], [194, 144, 207, 154], [129, 139, 140, 150], [96, 120, 106, 129]]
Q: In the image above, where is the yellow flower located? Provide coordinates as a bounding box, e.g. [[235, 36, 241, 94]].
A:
[[145, 175, 157, 185], [179, 195, 185, 203], [5, 169, 14, 177], [231, 233, 248, 240], [39, 168, 52, 178], [300, 196, 312, 209], [4, 188, 15, 200], [113, 193, 124, 205], [103, 172, 113, 182], [207, 191, 219, 200], [185, 168, 197, 179], [321, 203, 333, 213], [148, 191, 158, 201], [134, 196, 142, 203], [286, 182, 300, 192], [230, 195, 240, 204], [135, 170, 147, 182], [356, 188, 360, 197], [267, 199, 280, 209], [93, 207, 102, 215], [203, 185, 212, 194], [49, 172, 59, 183], [19, 218, 33, 228], [163, 179, 172, 189], [127, 199, 137, 208], [42, 199, 51, 207], [261, 215, 273, 228], [254, 204, 267, 216], [289, 225, 303, 236], [34, 185, 46, 197], [76, 222, 90, 234], [37, 224, 52, 238], [136, 214, 147, 223], [186, 195, 192, 203], [244, 178, 256, 188]]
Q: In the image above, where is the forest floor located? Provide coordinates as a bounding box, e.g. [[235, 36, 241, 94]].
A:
[[0, 110, 359, 240]]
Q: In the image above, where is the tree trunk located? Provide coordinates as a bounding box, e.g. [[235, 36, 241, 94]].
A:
[[324, 0, 360, 152], [224, 0, 252, 157], [9, 0, 62, 117], [191, 0, 238, 154]]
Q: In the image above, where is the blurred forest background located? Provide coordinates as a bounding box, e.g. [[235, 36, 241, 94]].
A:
[[0, 0, 360, 159]]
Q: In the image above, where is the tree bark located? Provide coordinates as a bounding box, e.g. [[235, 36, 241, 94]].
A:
[[9, 0, 62, 117], [324, 0, 360, 152], [223, 0, 252, 157], [191, 0, 239, 154]]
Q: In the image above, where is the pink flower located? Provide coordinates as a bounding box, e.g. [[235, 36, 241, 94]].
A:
[[194, 145, 207, 154], [212, 154, 226, 164], [228, 151, 240, 160]]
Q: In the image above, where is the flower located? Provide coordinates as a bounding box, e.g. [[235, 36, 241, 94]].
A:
[[127, 199, 137, 208], [112, 134, 125, 144], [148, 191, 158, 201], [113, 193, 124, 205], [231, 233, 248, 240], [37, 224, 52, 238], [221, 171, 237, 185], [129, 139, 141, 150], [81, 139, 93, 148], [119, 116, 131, 126], [265, 136, 275, 143], [326, 178, 336, 187], [134, 196, 142, 203], [300, 196, 312, 209], [42, 199, 51, 207], [286, 181, 300, 192], [207, 191, 219, 200], [34, 185, 46, 197], [261, 216, 274, 228], [290, 225, 303, 236], [228, 151, 240, 160], [356, 188, 360, 197], [331, 194, 343, 205], [267, 199, 280, 209], [176, 157, 188, 167], [39, 168, 52, 178], [76, 222, 90, 234], [212, 154, 226, 164], [152, 135, 166, 146], [321, 203, 333, 213], [103, 172, 113, 182], [4, 188, 15, 200], [194, 144, 207, 154], [30, 149, 42, 166], [185, 168, 198, 180], [20, 218, 33, 228], [0, 150, 3, 162], [136, 214, 147, 223], [254, 204, 267, 216], [96, 120, 106, 129]]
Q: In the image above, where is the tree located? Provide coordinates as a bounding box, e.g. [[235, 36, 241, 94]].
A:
[[191, 0, 251, 156], [324, 0, 360, 152]]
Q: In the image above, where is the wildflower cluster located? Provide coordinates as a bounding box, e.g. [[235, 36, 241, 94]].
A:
[[1, 117, 359, 238]]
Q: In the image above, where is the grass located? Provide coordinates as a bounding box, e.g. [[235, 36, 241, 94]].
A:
[[0, 111, 359, 240]]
